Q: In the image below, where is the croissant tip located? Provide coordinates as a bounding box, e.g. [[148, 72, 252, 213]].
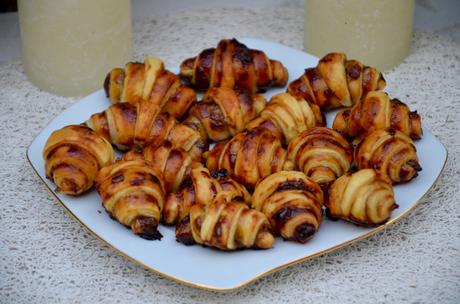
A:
[[325, 207, 340, 221], [176, 236, 195, 246], [103, 72, 110, 98], [407, 160, 422, 172], [180, 57, 195, 70], [132, 217, 163, 240], [138, 230, 163, 241], [291, 223, 317, 244], [255, 231, 275, 249], [176, 216, 196, 245]]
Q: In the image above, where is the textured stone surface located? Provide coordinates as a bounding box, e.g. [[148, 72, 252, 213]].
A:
[[1, 7, 459, 303]]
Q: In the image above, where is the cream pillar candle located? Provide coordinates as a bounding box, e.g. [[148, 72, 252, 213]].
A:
[[304, 0, 414, 71], [18, 0, 133, 97]]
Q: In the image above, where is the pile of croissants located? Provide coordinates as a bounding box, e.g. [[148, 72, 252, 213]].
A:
[[43, 38, 422, 251]]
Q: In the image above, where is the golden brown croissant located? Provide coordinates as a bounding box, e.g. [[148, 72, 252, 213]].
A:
[[206, 127, 293, 189], [179, 38, 289, 93], [333, 91, 422, 140], [43, 125, 114, 195], [162, 164, 221, 226], [123, 141, 195, 193], [287, 127, 353, 187], [86, 101, 208, 160], [252, 171, 324, 243], [177, 191, 275, 250], [355, 129, 421, 184], [326, 169, 397, 226], [246, 92, 325, 145], [163, 165, 250, 226], [183, 87, 266, 141], [104, 56, 196, 118], [95, 159, 165, 240], [288, 53, 386, 110]]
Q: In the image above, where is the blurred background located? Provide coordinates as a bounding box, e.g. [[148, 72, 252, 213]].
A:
[[1, 0, 459, 64]]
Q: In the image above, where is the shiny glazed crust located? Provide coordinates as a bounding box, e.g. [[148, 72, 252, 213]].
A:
[[43, 125, 114, 196], [332, 91, 422, 140], [162, 165, 250, 226], [85, 101, 208, 160], [287, 127, 353, 187], [104, 57, 196, 119], [355, 129, 421, 184], [162, 164, 221, 225], [252, 171, 324, 243], [183, 87, 266, 141], [182, 192, 275, 250], [206, 127, 291, 189], [123, 141, 195, 193], [246, 92, 325, 145], [327, 169, 398, 226], [95, 159, 166, 240], [179, 38, 288, 93], [288, 53, 386, 110]]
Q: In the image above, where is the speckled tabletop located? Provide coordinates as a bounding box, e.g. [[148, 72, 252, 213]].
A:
[[1, 7, 459, 304]]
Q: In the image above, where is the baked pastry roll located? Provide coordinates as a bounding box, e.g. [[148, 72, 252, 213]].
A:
[[287, 127, 353, 187], [183, 87, 266, 142], [206, 127, 292, 189], [123, 141, 195, 193], [252, 171, 324, 243], [355, 129, 421, 183], [246, 92, 325, 145], [162, 164, 221, 225], [333, 91, 422, 140], [288, 52, 386, 110], [327, 169, 398, 226], [177, 191, 275, 250], [43, 125, 114, 195], [104, 56, 196, 118], [180, 38, 288, 93], [163, 165, 250, 226], [95, 159, 165, 240], [86, 101, 207, 160]]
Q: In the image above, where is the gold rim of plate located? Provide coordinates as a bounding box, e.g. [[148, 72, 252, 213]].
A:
[[26, 136, 448, 292]]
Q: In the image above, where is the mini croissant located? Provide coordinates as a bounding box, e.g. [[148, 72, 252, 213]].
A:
[[180, 38, 289, 93], [287, 127, 353, 187], [246, 92, 325, 145], [177, 192, 275, 250], [163, 165, 250, 226], [43, 125, 114, 196], [183, 87, 266, 142], [333, 91, 422, 140], [355, 129, 421, 184], [206, 127, 292, 189], [327, 169, 397, 226], [288, 52, 386, 110], [252, 171, 324, 243], [86, 101, 207, 160], [123, 141, 195, 193], [95, 159, 166, 240], [162, 164, 221, 225], [104, 56, 196, 118]]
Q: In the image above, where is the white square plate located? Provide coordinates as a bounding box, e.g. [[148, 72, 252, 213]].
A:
[[27, 37, 447, 291]]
